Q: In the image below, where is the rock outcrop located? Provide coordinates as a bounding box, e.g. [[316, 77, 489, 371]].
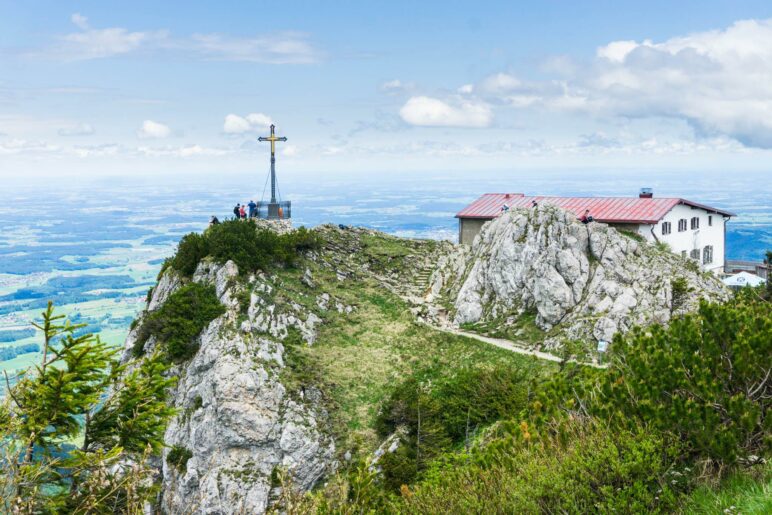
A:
[[124, 259, 335, 514], [428, 205, 728, 349]]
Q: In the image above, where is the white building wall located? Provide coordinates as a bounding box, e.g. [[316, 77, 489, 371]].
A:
[[632, 203, 727, 274]]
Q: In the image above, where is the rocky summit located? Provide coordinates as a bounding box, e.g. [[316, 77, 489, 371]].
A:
[[121, 209, 728, 513], [427, 204, 727, 350]]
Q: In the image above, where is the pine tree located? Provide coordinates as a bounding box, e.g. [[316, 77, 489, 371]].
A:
[[1, 301, 176, 513]]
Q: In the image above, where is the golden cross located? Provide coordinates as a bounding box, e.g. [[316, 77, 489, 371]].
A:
[[258, 124, 287, 155]]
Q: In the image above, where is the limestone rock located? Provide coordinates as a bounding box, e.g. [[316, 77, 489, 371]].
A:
[[437, 205, 728, 348], [127, 260, 335, 514]]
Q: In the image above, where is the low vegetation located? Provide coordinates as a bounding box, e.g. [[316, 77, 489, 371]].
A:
[[134, 282, 225, 362], [169, 220, 320, 277], [167, 445, 194, 473]]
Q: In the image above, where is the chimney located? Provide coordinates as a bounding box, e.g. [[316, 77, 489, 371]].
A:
[[639, 187, 653, 198]]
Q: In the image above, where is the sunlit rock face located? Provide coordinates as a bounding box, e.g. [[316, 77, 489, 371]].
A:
[[431, 205, 727, 349], [126, 259, 335, 514]]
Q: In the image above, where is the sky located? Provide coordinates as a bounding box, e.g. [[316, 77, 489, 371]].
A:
[[2, 0, 772, 178]]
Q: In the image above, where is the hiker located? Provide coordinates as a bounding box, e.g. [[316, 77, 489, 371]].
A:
[[501, 204, 510, 212], [233, 203, 241, 220], [531, 200, 538, 208], [580, 209, 593, 224], [209, 215, 220, 227], [248, 200, 257, 218], [239, 204, 246, 220]]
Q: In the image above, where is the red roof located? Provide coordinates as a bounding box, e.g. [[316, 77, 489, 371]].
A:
[[456, 193, 734, 224]]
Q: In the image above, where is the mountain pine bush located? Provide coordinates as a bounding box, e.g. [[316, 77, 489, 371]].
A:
[[535, 294, 771, 468], [135, 282, 225, 362], [169, 220, 321, 277]]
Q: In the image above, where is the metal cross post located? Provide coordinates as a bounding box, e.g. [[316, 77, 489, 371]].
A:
[[258, 124, 287, 203]]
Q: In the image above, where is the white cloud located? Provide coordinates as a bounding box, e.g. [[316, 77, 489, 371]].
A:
[[190, 32, 321, 64], [0, 138, 60, 155], [465, 18, 772, 148], [71, 143, 120, 157], [584, 19, 772, 147], [399, 96, 492, 128], [479, 73, 522, 94], [71, 13, 90, 30], [223, 113, 273, 134], [30, 15, 321, 64], [281, 144, 298, 157], [246, 113, 272, 128], [58, 123, 95, 136], [380, 79, 414, 94], [136, 120, 171, 139], [596, 40, 642, 63], [43, 14, 167, 61], [382, 79, 403, 91], [223, 114, 251, 134]]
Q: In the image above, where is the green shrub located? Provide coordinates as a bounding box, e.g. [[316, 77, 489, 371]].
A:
[[376, 363, 535, 490], [167, 445, 193, 473], [138, 283, 225, 363], [206, 220, 273, 272], [157, 258, 172, 279], [398, 419, 681, 514], [535, 296, 771, 468], [170, 232, 210, 277], [236, 287, 251, 314], [683, 258, 701, 273], [670, 276, 691, 312], [167, 222, 321, 277], [600, 297, 770, 465]]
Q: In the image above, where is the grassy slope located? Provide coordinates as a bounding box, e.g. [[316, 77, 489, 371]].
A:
[[272, 228, 553, 455], [681, 464, 771, 514]]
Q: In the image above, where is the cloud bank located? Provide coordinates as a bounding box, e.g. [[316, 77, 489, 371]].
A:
[[460, 18, 772, 148]]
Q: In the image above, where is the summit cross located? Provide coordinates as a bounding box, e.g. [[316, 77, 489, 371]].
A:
[[258, 124, 287, 204]]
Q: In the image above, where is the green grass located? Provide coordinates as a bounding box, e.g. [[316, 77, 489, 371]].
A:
[[618, 229, 646, 242], [460, 310, 545, 345], [681, 464, 772, 514], [274, 256, 554, 456]]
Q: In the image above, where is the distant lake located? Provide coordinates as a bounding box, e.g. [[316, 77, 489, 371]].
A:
[[0, 169, 769, 376]]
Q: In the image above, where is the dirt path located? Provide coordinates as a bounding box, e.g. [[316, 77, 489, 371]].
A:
[[426, 323, 606, 369]]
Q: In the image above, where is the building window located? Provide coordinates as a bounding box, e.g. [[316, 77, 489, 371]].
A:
[[708, 215, 713, 226], [661, 221, 671, 235], [691, 217, 700, 230], [703, 245, 713, 264], [681, 250, 687, 258], [678, 219, 687, 232], [690, 249, 700, 261]]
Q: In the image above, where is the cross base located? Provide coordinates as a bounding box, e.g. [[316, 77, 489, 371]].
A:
[[256, 201, 291, 220]]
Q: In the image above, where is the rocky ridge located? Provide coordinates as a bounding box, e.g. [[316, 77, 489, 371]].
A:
[[425, 204, 728, 349]]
